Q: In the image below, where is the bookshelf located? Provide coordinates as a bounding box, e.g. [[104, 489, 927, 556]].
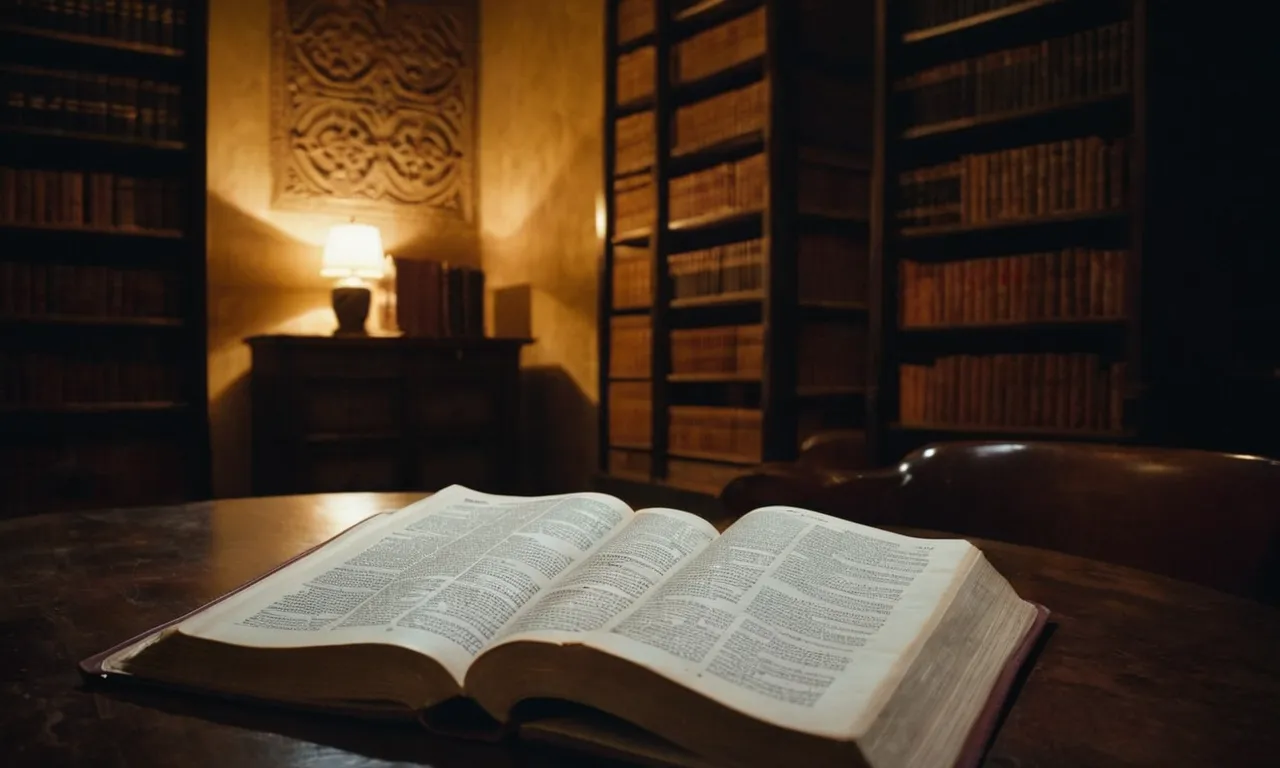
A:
[[599, 0, 876, 496], [0, 1, 210, 516], [871, 0, 1151, 460]]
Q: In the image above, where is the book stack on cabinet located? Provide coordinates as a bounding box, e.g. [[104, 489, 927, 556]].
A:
[[600, 0, 875, 499], [0, 2, 209, 517], [873, 0, 1141, 455]]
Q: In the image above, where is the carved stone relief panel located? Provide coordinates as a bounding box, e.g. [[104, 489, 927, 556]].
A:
[[271, 0, 475, 222]]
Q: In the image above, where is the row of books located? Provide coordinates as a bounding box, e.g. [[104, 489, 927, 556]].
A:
[[671, 324, 763, 377], [673, 80, 767, 156], [616, 0, 654, 45], [799, 233, 869, 306], [615, 110, 654, 175], [899, 249, 1126, 327], [669, 238, 765, 301], [613, 174, 653, 235], [670, 153, 767, 223], [616, 46, 655, 106], [896, 137, 1129, 229], [800, 162, 870, 220], [0, 261, 179, 319], [799, 324, 867, 389], [393, 259, 485, 338], [0, 438, 187, 517], [900, 0, 1033, 32], [3, 1, 189, 49], [609, 381, 652, 447], [896, 22, 1132, 128], [610, 315, 652, 379], [0, 65, 184, 142], [669, 405, 762, 461], [612, 245, 652, 309], [899, 355, 1126, 431], [0, 351, 181, 406], [0, 167, 185, 231], [675, 7, 766, 85]]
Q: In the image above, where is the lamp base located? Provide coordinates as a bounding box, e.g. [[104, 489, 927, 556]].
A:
[[331, 285, 372, 336]]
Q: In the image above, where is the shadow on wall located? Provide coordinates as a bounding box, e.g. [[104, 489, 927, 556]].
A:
[[483, 138, 604, 494], [205, 193, 333, 498], [493, 283, 598, 496]]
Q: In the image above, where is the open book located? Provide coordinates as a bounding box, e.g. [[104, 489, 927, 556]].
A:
[[83, 486, 1046, 768]]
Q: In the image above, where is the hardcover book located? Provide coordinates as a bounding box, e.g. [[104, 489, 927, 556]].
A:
[[83, 486, 1047, 768]]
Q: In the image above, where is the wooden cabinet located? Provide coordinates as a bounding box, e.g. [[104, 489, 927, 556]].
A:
[[247, 335, 530, 496]]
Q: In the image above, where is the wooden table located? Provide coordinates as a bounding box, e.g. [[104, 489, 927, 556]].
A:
[[2, 494, 1278, 767]]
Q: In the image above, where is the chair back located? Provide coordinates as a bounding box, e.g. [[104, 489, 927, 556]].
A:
[[723, 441, 1280, 602]]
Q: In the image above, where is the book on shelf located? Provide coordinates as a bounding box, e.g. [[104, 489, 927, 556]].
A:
[[614, 172, 655, 235], [609, 380, 652, 447], [674, 6, 767, 84], [670, 238, 765, 301], [2, 0, 188, 50], [393, 259, 484, 338], [617, 45, 656, 105], [610, 315, 653, 379], [0, 166, 185, 231], [669, 153, 767, 223], [0, 261, 179, 320], [900, 248, 1126, 327], [0, 64, 184, 142], [900, 354, 1125, 431], [896, 136, 1128, 229], [615, 109, 655, 175], [612, 245, 653, 309], [0, 341, 181, 408], [894, 21, 1133, 129], [616, 0, 655, 45], [83, 485, 1048, 768]]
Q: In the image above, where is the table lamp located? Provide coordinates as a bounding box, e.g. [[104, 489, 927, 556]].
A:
[[322, 222, 385, 336]]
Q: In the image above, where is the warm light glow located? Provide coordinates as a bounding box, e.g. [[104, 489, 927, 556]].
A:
[[322, 223, 386, 280], [595, 193, 607, 241]]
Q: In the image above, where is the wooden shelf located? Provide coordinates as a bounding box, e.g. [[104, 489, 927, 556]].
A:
[[616, 31, 656, 55], [673, 0, 764, 30], [799, 300, 870, 313], [0, 314, 185, 329], [670, 290, 764, 309], [610, 442, 654, 451], [673, 54, 766, 104], [798, 385, 867, 397], [668, 373, 761, 383], [0, 125, 186, 151], [615, 94, 656, 118], [0, 401, 188, 417], [892, 422, 1135, 441], [901, 0, 1064, 44], [668, 208, 762, 233], [667, 448, 760, 466], [671, 130, 764, 167], [608, 376, 652, 383], [0, 222, 185, 240], [900, 92, 1131, 141], [800, 209, 871, 227], [612, 305, 652, 316], [613, 165, 653, 182], [0, 22, 184, 57], [897, 210, 1127, 240], [612, 227, 652, 246], [900, 317, 1126, 333]]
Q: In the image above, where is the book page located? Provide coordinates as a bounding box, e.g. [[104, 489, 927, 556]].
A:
[[489, 507, 719, 641], [580, 506, 976, 739], [176, 485, 635, 684]]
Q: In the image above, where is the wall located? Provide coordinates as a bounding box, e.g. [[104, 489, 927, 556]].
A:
[[206, 0, 479, 498], [478, 0, 605, 493]]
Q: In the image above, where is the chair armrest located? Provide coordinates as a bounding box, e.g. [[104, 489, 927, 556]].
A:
[[720, 463, 900, 526], [797, 429, 872, 472]]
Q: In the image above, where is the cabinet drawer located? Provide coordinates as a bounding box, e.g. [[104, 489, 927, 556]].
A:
[[300, 380, 399, 435]]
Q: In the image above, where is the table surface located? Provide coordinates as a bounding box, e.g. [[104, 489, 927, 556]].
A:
[[2, 493, 1279, 768]]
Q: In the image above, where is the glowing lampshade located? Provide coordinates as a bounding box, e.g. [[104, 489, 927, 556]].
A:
[[321, 223, 385, 280]]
